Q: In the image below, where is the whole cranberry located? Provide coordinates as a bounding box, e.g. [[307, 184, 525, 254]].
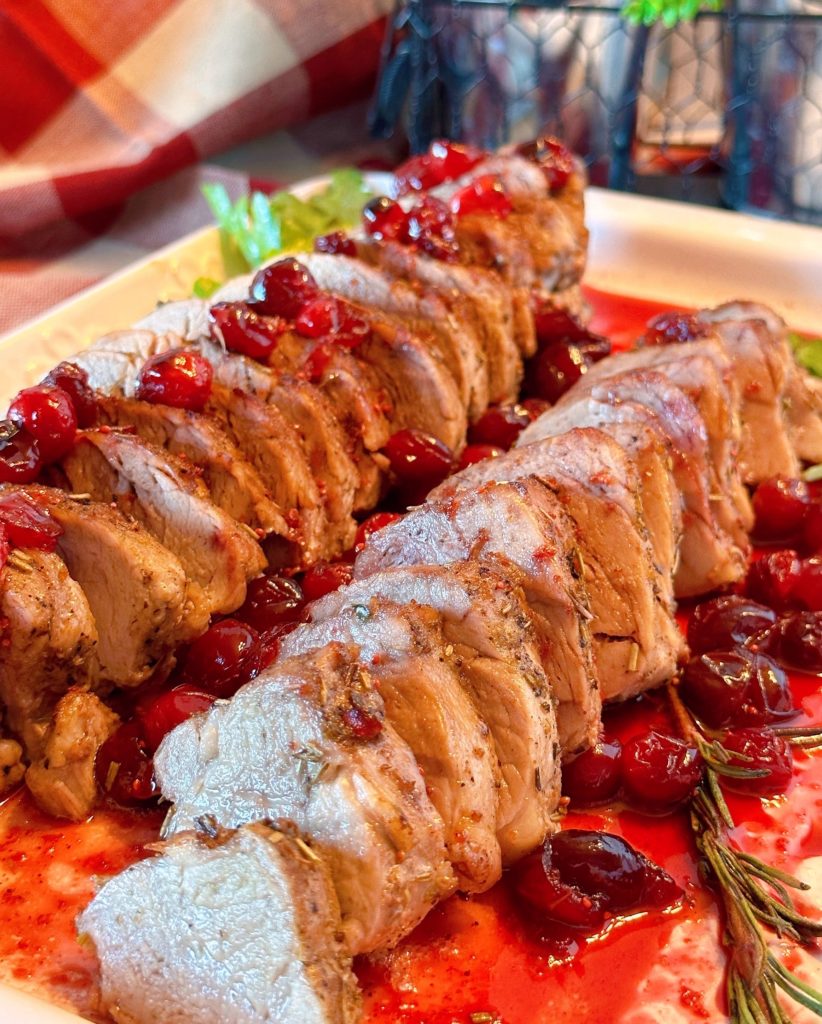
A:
[[8, 385, 77, 462], [209, 301, 285, 361], [0, 491, 62, 551], [362, 196, 408, 241], [354, 512, 403, 553], [687, 596, 777, 654], [532, 304, 599, 347], [642, 312, 708, 346], [680, 649, 795, 729], [180, 618, 262, 698], [138, 684, 216, 752], [314, 231, 357, 257], [468, 403, 531, 450], [524, 343, 590, 404], [301, 561, 354, 602], [295, 297, 370, 349], [562, 739, 622, 806], [772, 611, 822, 672], [394, 140, 484, 194], [746, 550, 803, 611], [95, 720, 157, 806], [0, 420, 42, 484], [516, 136, 575, 192], [41, 362, 98, 427], [235, 574, 305, 633], [135, 349, 214, 412], [721, 728, 794, 796], [249, 258, 318, 319], [621, 731, 702, 811], [752, 477, 811, 542], [457, 443, 504, 471], [450, 175, 513, 218], [383, 429, 454, 491]]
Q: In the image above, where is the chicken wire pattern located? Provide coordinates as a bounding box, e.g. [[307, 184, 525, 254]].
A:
[[370, 1, 822, 222]]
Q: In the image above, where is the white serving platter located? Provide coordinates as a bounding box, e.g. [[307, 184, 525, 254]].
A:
[[0, 182, 821, 1024]]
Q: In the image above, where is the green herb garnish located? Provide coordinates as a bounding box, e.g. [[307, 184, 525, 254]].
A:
[[789, 331, 822, 378], [192, 276, 221, 299], [620, 0, 723, 26]]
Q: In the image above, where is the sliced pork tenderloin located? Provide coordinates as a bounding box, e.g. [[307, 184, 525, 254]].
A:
[[281, 601, 503, 891], [308, 561, 562, 861], [430, 429, 686, 702], [93, 394, 293, 544], [25, 689, 119, 821], [518, 402, 682, 592], [0, 546, 98, 756], [24, 487, 192, 688], [79, 820, 362, 1024], [354, 477, 598, 757], [0, 736, 24, 796], [60, 431, 265, 631], [155, 643, 456, 954]]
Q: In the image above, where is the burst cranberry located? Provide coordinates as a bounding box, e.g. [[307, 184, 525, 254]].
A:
[[450, 175, 513, 218], [8, 385, 77, 462], [41, 362, 98, 427], [384, 429, 454, 491], [341, 705, 383, 740], [95, 720, 157, 806], [687, 596, 777, 654], [404, 196, 454, 240], [301, 342, 335, 383], [363, 196, 408, 240], [314, 231, 357, 257], [621, 731, 702, 811], [295, 296, 370, 348], [209, 301, 285, 360], [258, 620, 297, 669], [468, 404, 531, 449], [521, 397, 551, 420], [516, 136, 575, 192], [0, 420, 42, 484], [135, 349, 213, 412], [752, 477, 811, 541], [525, 343, 589, 404], [680, 650, 795, 729], [721, 728, 794, 796], [235, 574, 305, 633], [0, 491, 62, 551], [354, 512, 402, 553], [138, 684, 217, 752], [511, 830, 682, 929], [301, 561, 354, 602], [773, 611, 822, 672], [562, 739, 622, 806], [643, 312, 708, 346], [249, 258, 319, 319], [394, 140, 484, 194], [457, 443, 503, 470], [746, 550, 803, 610], [180, 618, 262, 698]]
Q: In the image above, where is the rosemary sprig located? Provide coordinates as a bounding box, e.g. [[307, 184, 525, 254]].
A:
[[667, 683, 822, 1022]]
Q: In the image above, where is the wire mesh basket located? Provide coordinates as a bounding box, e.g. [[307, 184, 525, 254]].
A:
[[370, 1, 822, 223]]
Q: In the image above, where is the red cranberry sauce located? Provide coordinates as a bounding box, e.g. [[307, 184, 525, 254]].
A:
[[0, 490, 62, 552], [514, 136, 575, 192], [394, 140, 485, 195], [135, 349, 214, 412]]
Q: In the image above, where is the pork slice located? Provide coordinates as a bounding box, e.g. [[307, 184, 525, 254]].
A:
[[354, 478, 598, 757], [60, 431, 265, 629], [25, 689, 119, 821], [94, 395, 293, 544], [309, 561, 561, 861], [581, 341, 753, 547], [698, 300, 822, 468], [300, 251, 494, 419], [431, 430, 686, 702], [0, 548, 98, 756], [517, 406, 682, 609], [26, 486, 191, 687], [72, 328, 175, 395], [155, 643, 455, 954], [79, 821, 361, 1024], [556, 371, 748, 596], [0, 735, 24, 796], [357, 245, 523, 406], [281, 602, 502, 891]]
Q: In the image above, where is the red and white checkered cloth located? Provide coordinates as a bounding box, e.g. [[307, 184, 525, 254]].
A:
[[0, 0, 401, 334]]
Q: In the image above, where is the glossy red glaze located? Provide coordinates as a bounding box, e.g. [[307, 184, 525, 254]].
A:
[[0, 491, 63, 552], [450, 175, 513, 219], [41, 362, 98, 428], [209, 301, 286, 360], [180, 618, 261, 698], [135, 349, 214, 412], [301, 561, 355, 602], [249, 258, 318, 319], [8, 385, 77, 462], [138, 684, 216, 752]]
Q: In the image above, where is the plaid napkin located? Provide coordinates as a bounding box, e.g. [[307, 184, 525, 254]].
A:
[[0, 0, 398, 334]]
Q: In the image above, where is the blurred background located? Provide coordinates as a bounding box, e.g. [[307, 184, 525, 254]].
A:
[[0, 0, 820, 332]]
